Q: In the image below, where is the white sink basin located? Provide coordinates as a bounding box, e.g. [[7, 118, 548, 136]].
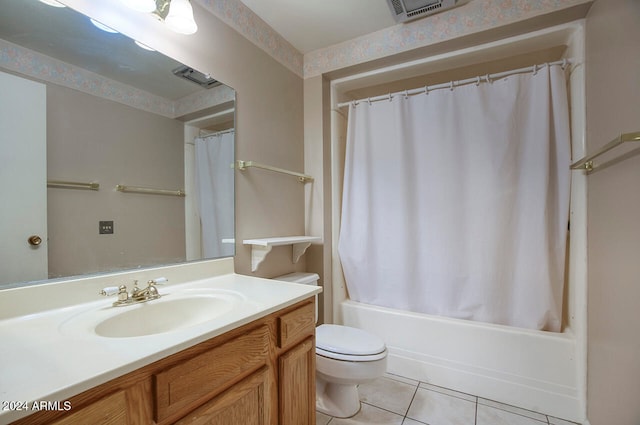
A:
[[60, 289, 246, 338], [95, 295, 235, 338]]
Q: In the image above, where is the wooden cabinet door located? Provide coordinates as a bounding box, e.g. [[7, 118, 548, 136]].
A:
[[174, 367, 271, 425], [279, 338, 315, 425]]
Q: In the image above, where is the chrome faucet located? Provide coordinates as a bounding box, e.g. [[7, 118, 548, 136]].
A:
[[100, 277, 168, 307]]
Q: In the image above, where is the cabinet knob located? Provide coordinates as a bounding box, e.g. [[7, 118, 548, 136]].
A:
[[28, 235, 42, 246]]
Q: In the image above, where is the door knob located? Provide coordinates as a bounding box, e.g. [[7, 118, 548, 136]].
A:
[[28, 235, 42, 246]]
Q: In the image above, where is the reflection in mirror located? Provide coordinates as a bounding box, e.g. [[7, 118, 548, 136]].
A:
[[0, 0, 235, 289]]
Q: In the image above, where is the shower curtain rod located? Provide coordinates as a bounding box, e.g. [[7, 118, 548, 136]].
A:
[[337, 59, 571, 108], [186, 128, 235, 145], [200, 128, 235, 137]]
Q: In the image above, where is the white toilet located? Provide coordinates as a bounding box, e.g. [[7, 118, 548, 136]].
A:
[[274, 272, 388, 418]]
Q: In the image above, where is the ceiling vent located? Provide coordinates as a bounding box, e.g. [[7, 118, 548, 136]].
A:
[[172, 65, 220, 89], [387, 0, 466, 23]]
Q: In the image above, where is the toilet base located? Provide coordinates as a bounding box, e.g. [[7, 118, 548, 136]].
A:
[[316, 378, 361, 418]]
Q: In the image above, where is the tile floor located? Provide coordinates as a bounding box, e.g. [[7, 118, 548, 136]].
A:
[[316, 373, 580, 425]]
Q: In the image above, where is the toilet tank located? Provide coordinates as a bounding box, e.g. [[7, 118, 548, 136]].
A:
[[273, 272, 319, 322]]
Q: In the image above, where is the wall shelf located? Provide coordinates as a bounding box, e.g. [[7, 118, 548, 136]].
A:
[[243, 236, 322, 272]]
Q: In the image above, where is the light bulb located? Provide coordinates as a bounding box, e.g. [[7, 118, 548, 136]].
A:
[[120, 0, 157, 13], [165, 0, 198, 35]]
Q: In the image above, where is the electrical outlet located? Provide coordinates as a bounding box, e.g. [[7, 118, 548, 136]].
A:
[[99, 221, 114, 234]]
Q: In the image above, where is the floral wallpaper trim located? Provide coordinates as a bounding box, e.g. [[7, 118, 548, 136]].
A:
[[303, 0, 592, 78], [0, 39, 175, 117], [0, 39, 231, 119], [174, 84, 236, 117], [196, 0, 303, 77]]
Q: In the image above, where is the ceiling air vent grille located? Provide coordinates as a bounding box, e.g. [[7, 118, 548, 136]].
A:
[[172, 65, 220, 89], [386, 0, 466, 23], [407, 2, 442, 17]]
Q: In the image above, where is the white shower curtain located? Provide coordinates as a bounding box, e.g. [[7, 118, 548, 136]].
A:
[[194, 131, 235, 259], [338, 65, 570, 331]]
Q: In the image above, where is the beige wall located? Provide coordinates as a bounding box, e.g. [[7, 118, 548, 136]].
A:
[[46, 83, 185, 278], [62, 0, 305, 278], [304, 75, 332, 323], [585, 0, 640, 423]]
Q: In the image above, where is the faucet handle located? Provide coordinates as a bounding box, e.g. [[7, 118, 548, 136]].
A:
[[148, 277, 168, 286], [100, 286, 120, 296]]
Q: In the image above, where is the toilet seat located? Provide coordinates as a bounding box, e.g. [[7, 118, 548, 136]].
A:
[[316, 324, 387, 362]]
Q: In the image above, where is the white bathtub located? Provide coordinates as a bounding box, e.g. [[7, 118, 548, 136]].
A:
[[340, 299, 582, 422]]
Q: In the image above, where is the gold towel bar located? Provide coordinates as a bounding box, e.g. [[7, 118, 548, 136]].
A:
[[115, 185, 185, 197], [236, 160, 314, 183], [47, 180, 99, 190], [571, 131, 640, 173]]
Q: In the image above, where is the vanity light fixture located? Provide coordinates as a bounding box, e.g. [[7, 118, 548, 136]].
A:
[[164, 0, 198, 35], [122, 0, 198, 35]]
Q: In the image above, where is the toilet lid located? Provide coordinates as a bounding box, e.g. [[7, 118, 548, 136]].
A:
[[316, 324, 386, 356]]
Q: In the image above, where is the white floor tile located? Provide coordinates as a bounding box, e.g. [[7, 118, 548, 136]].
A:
[[548, 417, 580, 425], [330, 403, 404, 425], [359, 376, 418, 415], [402, 418, 426, 425], [406, 387, 476, 425], [419, 382, 477, 403], [317, 372, 578, 425], [478, 398, 547, 422], [477, 404, 548, 425], [384, 372, 420, 387]]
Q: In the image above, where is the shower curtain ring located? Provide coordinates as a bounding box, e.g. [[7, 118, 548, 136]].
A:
[[388, 93, 392, 101], [561, 58, 568, 70], [532, 65, 538, 75], [424, 85, 429, 95], [404, 90, 409, 99], [367, 97, 372, 105], [476, 76, 481, 86]]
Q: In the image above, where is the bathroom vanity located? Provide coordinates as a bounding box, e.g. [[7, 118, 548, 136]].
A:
[[0, 259, 320, 425]]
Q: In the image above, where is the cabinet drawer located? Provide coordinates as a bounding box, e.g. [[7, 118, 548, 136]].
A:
[[154, 325, 270, 423], [278, 301, 315, 348]]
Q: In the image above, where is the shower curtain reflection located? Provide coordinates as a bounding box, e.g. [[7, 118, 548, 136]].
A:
[[194, 130, 235, 258], [338, 65, 571, 331]]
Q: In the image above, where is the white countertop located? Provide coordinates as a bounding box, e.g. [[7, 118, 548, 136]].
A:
[[0, 272, 320, 423]]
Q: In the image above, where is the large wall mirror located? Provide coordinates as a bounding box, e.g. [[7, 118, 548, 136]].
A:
[[0, 0, 235, 289]]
